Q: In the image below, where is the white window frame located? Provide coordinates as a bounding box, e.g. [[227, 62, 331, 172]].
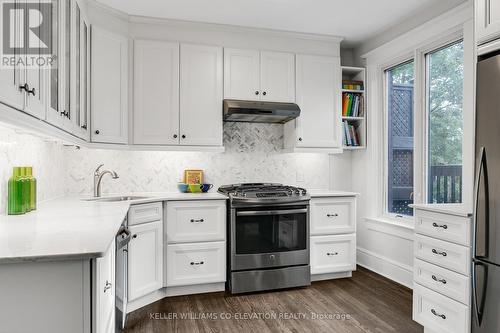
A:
[[382, 56, 416, 223], [420, 33, 465, 205], [380, 29, 467, 223]]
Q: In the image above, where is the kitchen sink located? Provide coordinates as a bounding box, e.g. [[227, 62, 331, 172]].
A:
[[83, 196, 150, 202]]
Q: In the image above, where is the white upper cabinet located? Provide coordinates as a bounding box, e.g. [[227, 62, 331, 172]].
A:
[[180, 44, 223, 146], [286, 54, 341, 149], [476, 0, 500, 44], [0, 3, 25, 112], [91, 26, 128, 144], [223, 48, 260, 100], [224, 48, 295, 102], [260, 51, 295, 102], [134, 40, 180, 145]]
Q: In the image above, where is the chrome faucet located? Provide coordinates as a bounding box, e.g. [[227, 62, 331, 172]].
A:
[[94, 164, 119, 197]]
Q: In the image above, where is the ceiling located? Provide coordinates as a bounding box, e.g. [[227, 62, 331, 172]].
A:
[[95, 0, 466, 47]]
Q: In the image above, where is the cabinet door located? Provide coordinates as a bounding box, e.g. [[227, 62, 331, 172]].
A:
[[476, 0, 500, 44], [94, 241, 115, 333], [180, 44, 223, 146], [133, 40, 179, 145], [260, 51, 295, 102], [45, 0, 63, 129], [295, 55, 341, 148], [128, 221, 163, 301], [78, 12, 90, 140], [91, 26, 128, 144], [0, 0, 25, 111], [223, 48, 260, 100], [310, 234, 356, 275]]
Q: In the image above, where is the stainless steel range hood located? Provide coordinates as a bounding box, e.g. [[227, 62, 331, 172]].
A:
[[223, 99, 300, 124]]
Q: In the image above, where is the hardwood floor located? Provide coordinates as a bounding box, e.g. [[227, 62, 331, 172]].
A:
[[124, 267, 423, 333]]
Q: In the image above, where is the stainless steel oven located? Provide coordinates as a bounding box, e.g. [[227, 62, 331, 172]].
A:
[[219, 183, 311, 294]]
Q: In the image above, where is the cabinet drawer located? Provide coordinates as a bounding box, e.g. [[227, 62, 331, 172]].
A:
[[128, 202, 163, 226], [310, 197, 355, 235], [166, 241, 226, 287], [415, 210, 471, 246], [166, 200, 226, 243], [414, 258, 469, 305], [414, 234, 470, 276], [311, 234, 356, 275], [413, 284, 469, 333]]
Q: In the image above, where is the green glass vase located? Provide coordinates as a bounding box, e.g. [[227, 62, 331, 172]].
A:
[[19, 167, 30, 212], [26, 167, 36, 211], [8, 167, 25, 215]]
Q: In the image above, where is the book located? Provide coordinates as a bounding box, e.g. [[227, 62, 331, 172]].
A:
[[342, 92, 363, 118], [342, 80, 364, 90]]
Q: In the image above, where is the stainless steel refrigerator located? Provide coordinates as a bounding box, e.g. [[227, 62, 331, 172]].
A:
[[473, 51, 500, 333]]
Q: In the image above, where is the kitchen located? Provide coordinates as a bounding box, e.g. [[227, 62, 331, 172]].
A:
[[0, 0, 494, 332]]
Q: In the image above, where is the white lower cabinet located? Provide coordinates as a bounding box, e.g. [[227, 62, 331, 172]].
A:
[[93, 241, 116, 333], [128, 220, 163, 301], [412, 207, 471, 333], [309, 195, 357, 280], [413, 284, 469, 333], [166, 200, 226, 243], [165, 200, 227, 290], [311, 234, 356, 274], [166, 241, 226, 287], [310, 197, 355, 235]]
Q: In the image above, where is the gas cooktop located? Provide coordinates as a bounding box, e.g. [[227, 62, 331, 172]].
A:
[[218, 183, 309, 205]]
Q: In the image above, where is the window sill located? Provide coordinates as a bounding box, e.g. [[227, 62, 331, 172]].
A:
[[364, 216, 415, 241]]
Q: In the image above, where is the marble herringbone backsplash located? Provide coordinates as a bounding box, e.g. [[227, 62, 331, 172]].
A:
[[64, 122, 330, 195], [0, 122, 331, 213], [0, 125, 66, 213]]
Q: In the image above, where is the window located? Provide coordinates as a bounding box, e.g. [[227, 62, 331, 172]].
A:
[[426, 41, 464, 204], [386, 61, 415, 216]]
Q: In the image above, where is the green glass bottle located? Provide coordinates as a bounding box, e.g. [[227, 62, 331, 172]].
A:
[[19, 167, 30, 212], [8, 167, 25, 215], [26, 167, 36, 211]]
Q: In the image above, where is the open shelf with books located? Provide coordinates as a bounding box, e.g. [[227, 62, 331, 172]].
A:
[[341, 66, 366, 150]]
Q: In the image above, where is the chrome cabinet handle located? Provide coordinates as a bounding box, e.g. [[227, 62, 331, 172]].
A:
[[431, 275, 447, 284], [326, 252, 339, 256], [431, 309, 446, 319], [104, 280, 112, 293], [327, 213, 338, 218], [432, 249, 447, 257], [262, 91, 267, 96], [190, 218, 204, 223], [255, 91, 259, 95], [190, 261, 204, 265], [432, 222, 448, 229]]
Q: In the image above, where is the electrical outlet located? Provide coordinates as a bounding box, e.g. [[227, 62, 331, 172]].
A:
[[296, 171, 305, 182]]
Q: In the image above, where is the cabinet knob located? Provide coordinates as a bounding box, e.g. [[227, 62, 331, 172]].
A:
[[255, 91, 259, 95], [181, 135, 186, 139], [132, 234, 137, 239], [262, 91, 267, 96], [173, 134, 178, 139], [95, 130, 100, 135], [81, 125, 87, 130], [27, 87, 35, 96], [19, 83, 29, 92], [298, 137, 303, 142]]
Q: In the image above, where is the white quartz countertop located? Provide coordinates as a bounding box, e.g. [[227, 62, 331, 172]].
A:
[[410, 203, 472, 217], [308, 190, 359, 197], [0, 192, 227, 263], [0, 189, 356, 263]]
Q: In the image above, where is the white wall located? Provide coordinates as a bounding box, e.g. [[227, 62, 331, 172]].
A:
[[351, 2, 474, 288]]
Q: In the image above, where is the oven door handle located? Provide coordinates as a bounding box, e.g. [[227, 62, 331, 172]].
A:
[[236, 208, 308, 216]]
